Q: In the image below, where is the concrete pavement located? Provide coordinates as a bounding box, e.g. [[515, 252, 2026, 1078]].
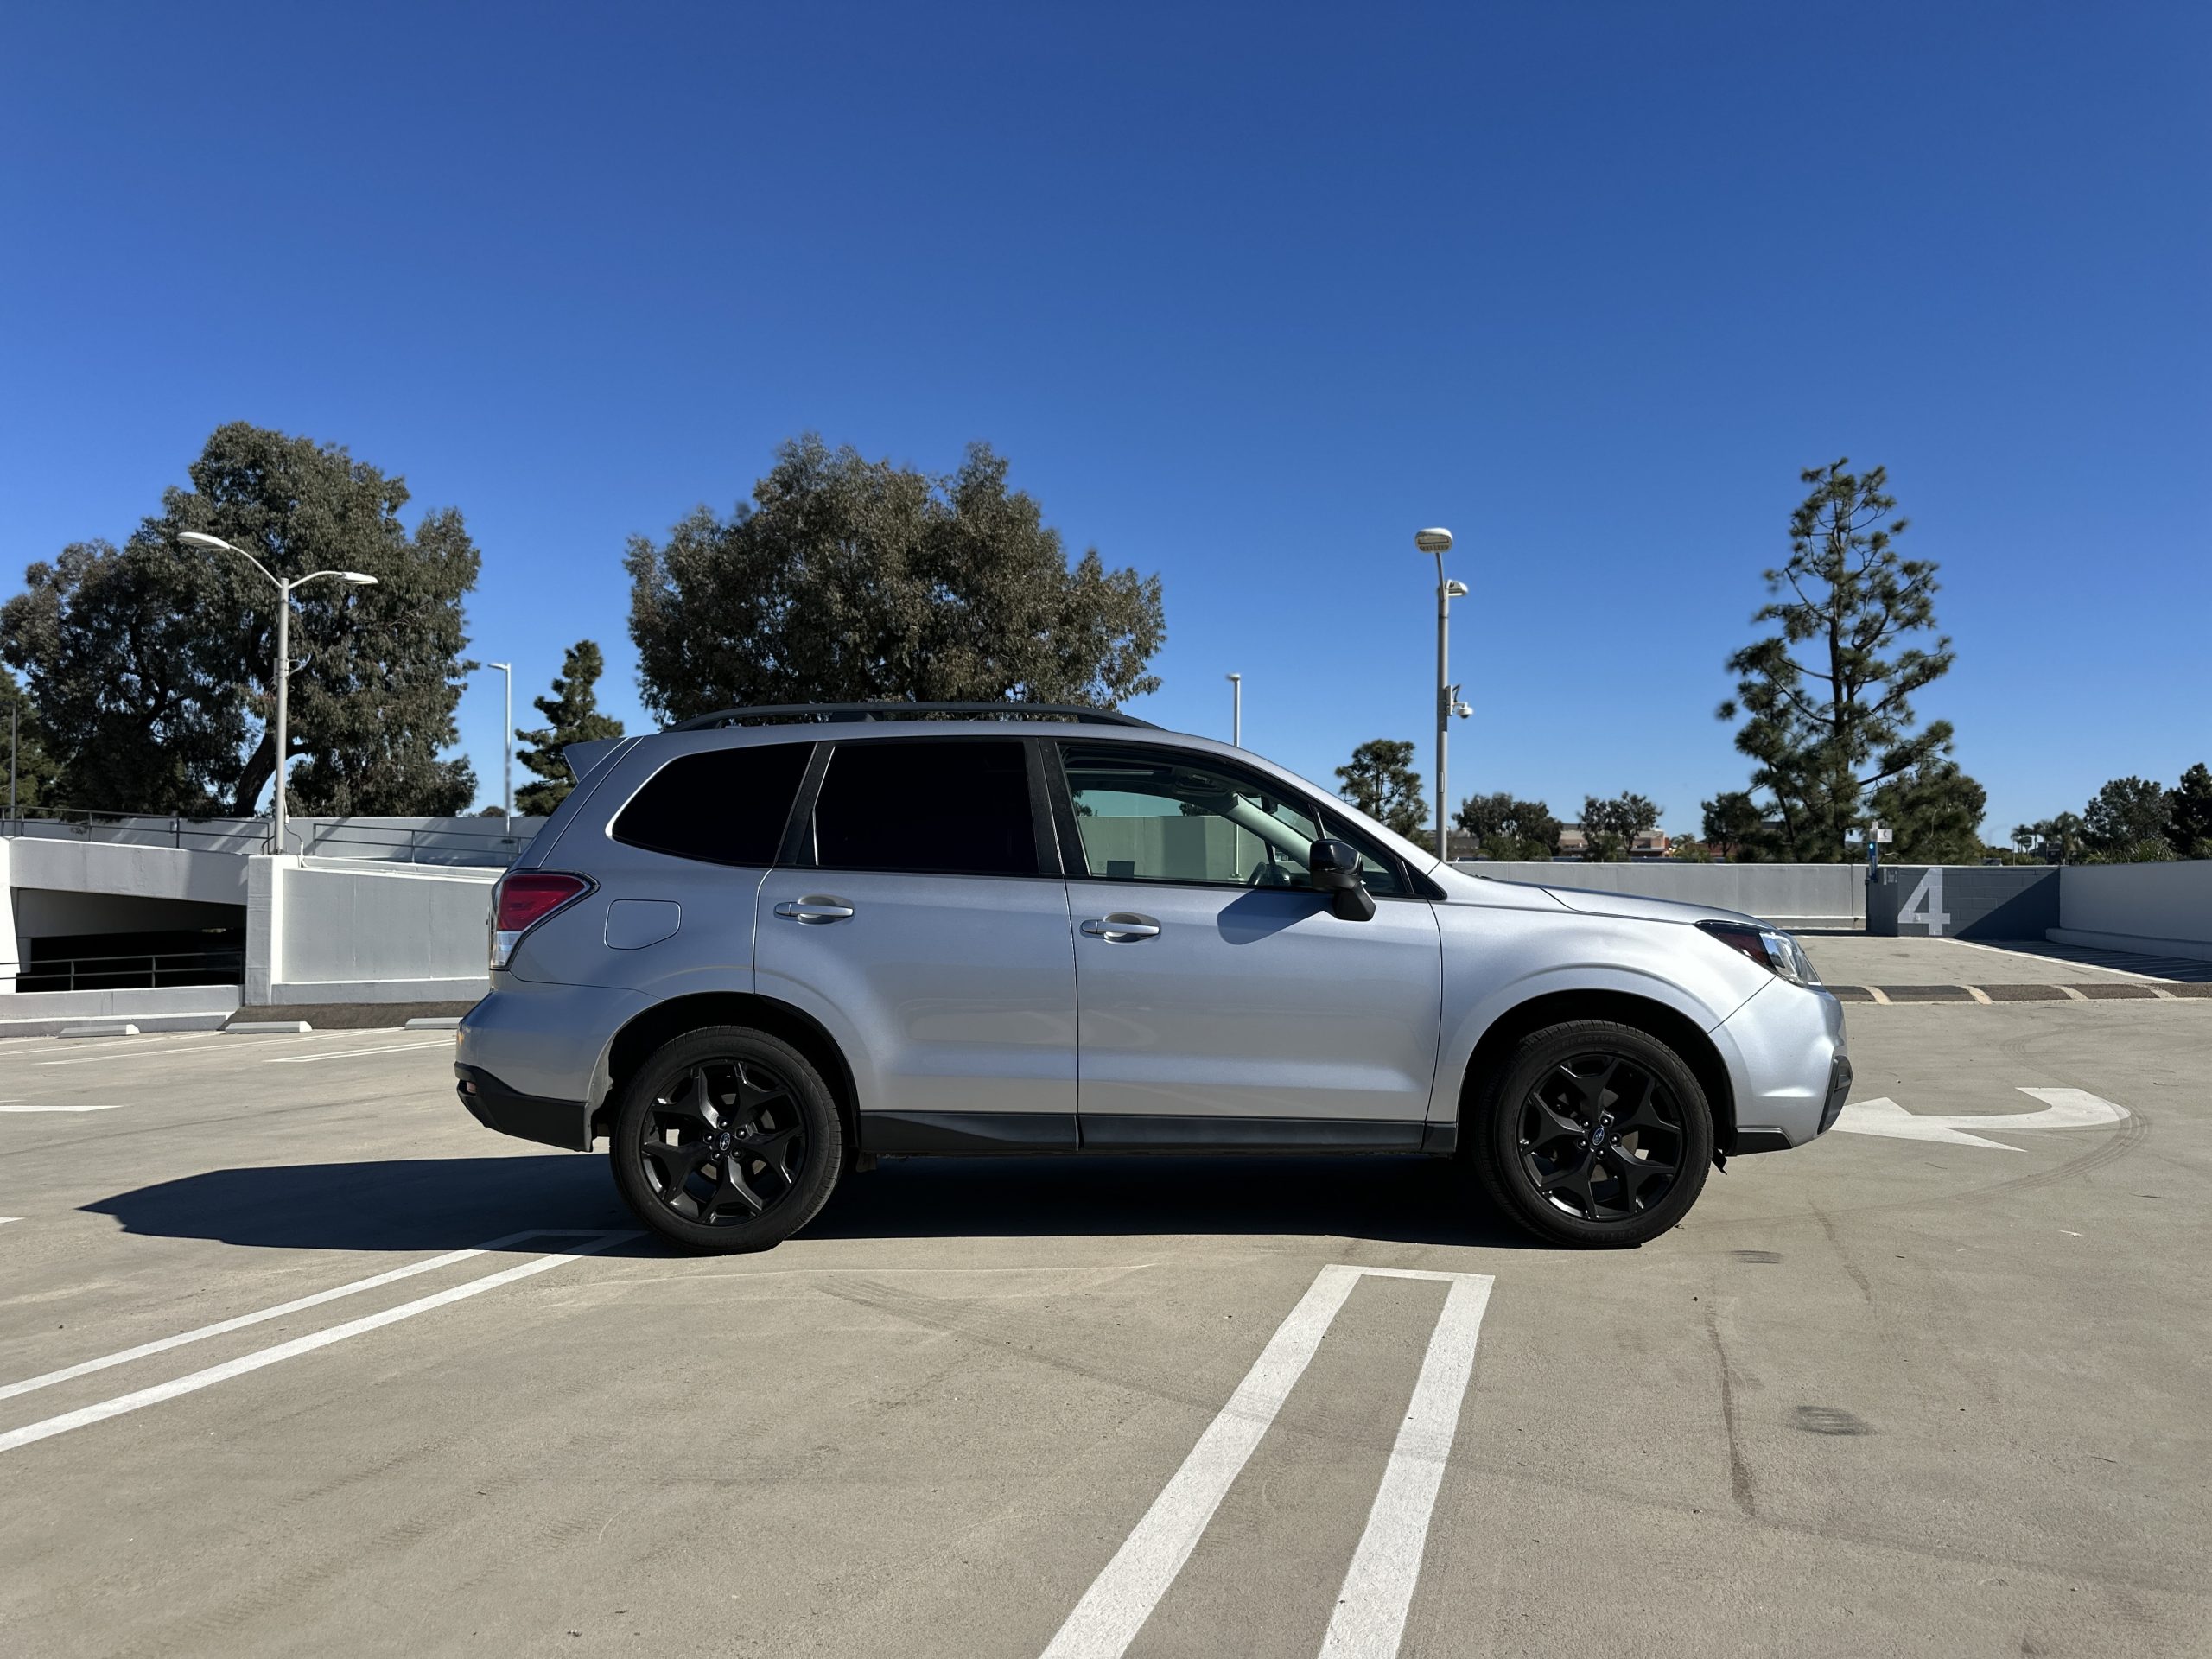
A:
[[0, 1006, 2205, 1656]]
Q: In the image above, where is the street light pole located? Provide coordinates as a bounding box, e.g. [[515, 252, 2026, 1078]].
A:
[[487, 662, 514, 830], [179, 533, 378, 856], [1414, 528, 1465, 860], [1226, 672, 1242, 747], [273, 594, 290, 852]]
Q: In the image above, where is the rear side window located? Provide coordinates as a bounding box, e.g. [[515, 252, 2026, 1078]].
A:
[[812, 739, 1039, 876], [611, 742, 811, 866]]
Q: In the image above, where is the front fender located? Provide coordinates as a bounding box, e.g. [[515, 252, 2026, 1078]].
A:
[[1427, 910, 1768, 1123]]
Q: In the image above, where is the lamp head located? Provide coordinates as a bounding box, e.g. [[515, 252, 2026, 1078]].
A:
[[1414, 527, 1452, 555], [178, 531, 234, 551], [340, 573, 378, 586]]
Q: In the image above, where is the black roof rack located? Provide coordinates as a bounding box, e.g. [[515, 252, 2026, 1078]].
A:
[[667, 701, 1159, 732]]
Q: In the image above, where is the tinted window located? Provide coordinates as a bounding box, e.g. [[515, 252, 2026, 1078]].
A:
[[611, 742, 810, 866], [813, 739, 1038, 876]]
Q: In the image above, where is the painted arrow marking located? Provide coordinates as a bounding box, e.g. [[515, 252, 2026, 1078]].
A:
[[1832, 1086, 2128, 1150]]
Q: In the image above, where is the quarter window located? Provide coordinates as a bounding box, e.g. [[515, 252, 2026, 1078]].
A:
[[812, 739, 1039, 877], [611, 741, 811, 866]]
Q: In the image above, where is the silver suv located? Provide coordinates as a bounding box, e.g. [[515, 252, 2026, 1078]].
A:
[[455, 704, 1848, 1251]]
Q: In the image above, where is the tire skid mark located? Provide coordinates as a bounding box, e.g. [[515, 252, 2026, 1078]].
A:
[[1702, 1297, 1757, 1517], [1808, 1198, 1875, 1303]]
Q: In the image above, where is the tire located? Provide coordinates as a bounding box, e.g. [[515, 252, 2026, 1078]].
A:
[[1470, 1020, 1713, 1249], [610, 1025, 843, 1255]]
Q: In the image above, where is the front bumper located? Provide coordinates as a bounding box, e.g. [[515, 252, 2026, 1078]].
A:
[[1716, 982, 1849, 1154], [455, 1064, 592, 1152]]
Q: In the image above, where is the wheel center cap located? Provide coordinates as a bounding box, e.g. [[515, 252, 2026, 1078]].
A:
[[715, 1131, 733, 1152]]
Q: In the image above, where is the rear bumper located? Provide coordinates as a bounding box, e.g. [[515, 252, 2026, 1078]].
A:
[[455, 1064, 592, 1152]]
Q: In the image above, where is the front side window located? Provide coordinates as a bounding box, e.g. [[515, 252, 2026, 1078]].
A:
[[611, 741, 811, 866], [1320, 812, 1414, 897], [812, 739, 1039, 877], [1058, 744, 1329, 888]]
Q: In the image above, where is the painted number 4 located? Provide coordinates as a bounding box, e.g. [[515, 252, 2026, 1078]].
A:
[[1899, 868, 1950, 937]]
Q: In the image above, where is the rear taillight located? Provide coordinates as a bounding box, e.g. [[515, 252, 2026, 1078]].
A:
[[491, 872, 594, 969]]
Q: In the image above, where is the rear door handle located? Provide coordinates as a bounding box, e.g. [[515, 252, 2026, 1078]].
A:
[[773, 897, 856, 923], [1081, 913, 1161, 940]]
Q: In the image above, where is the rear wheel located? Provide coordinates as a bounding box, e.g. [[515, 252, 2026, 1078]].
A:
[[1471, 1020, 1712, 1248], [610, 1026, 842, 1254]]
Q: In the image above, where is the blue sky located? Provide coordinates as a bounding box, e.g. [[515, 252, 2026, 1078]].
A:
[[2, 3, 2204, 839]]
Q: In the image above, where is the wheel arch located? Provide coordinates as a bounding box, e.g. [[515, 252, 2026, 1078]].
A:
[[1458, 989, 1738, 1157], [591, 991, 861, 1151]]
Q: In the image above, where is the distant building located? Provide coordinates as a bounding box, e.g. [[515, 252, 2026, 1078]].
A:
[[1550, 823, 1670, 861]]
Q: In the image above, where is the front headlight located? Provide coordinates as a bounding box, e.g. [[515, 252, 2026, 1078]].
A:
[[1698, 920, 1819, 986]]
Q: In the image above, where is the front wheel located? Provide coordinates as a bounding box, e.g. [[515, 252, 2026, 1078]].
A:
[[610, 1026, 842, 1254], [1470, 1020, 1713, 1248]]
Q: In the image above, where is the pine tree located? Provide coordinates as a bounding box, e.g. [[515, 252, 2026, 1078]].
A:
[[514, 640, 623, 817], [1717, 461, 1977, 860]]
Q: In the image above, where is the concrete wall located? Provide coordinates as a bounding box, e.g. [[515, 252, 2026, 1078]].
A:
[[0, 986, 239, 1039], [1460, 861, 1865, 927], [251, 856, 496, 1004], [1867, 864, 2061, 939], [2, 814, 539, 866], [289, 816, 545, 865], [2050, 860, 2212, 962], [3, 836, 250, 906]]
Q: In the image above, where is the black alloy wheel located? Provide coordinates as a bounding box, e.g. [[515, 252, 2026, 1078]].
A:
[[612, 1027, 842, 1254], [1471, 1019, 1713, 1248], [1516, 1052, 1683, 1223], [641, 1058, 809, 1224]]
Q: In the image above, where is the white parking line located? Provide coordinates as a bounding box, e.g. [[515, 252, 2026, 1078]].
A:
[[0, 1230, 638, 1455], [31, 1032, 347, 1068], [1039, 1263, 1494, 1659], [0, 1230, 590, 1405], [266, 1039, 454, 1065], [0, 1103, 124, 1114], [1319, 1274, 1493, 1657], [16, 1032, 226, 1058]]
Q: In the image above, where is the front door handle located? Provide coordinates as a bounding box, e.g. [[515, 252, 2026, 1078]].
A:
[[1081, 913, 1161, 941], [773, 897, 856, 924]]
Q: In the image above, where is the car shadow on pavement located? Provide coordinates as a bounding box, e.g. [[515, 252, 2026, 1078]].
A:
[[810, 1154, 1541, 1249], [84, 1152, 1538, 1254], [82, 1154, 655, 1256]]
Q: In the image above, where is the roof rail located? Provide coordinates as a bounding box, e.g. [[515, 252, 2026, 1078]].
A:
[[666, 701, 1159, 732]]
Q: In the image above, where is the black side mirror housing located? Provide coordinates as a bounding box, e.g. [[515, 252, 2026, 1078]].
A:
[[1309, 838, 1377, 922]]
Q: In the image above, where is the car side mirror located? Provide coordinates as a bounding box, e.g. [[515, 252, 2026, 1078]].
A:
[[1309, 838, 1377, 922]]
